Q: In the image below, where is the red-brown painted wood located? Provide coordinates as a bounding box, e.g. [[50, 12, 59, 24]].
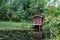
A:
[[32, 14, 44, 25]]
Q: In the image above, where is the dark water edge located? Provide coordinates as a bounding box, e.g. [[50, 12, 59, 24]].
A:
[[0, 30, 32, 40]]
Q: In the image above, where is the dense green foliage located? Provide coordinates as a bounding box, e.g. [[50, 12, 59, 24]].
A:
[[0, 0, 45, 21]]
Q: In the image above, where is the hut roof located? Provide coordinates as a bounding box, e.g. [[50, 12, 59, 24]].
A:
[[32, 14, 44, 18]]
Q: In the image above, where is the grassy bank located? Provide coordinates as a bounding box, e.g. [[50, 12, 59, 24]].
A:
[[0, 21, 32, 30]]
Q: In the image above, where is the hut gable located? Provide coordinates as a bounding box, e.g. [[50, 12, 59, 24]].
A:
[[32, 14, 44, 25]]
